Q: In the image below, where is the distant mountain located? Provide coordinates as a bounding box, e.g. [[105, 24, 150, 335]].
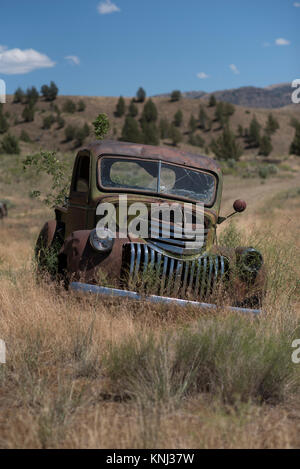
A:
[[154, 83, 294, 108]]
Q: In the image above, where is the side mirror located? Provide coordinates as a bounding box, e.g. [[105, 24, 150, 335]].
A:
[[217, 199, 247, 224]]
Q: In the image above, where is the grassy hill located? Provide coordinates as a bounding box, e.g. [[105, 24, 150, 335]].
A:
[[1, 94, 299, 159]]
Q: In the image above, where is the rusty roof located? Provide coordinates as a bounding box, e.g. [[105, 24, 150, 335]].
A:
[[84, 140, 222, 176]]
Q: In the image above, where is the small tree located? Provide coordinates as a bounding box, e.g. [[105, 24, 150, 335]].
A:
[[22, 104, 35, 122], [140, 99, 158, 128], [64, 125, 76, 142], [188, 114, 197, 134], [121, 116, 142, 143], [209, 95, 217, 107], [265, 113, 279, 135], [20, 130, 31, 142], [169, 124, 182, 146], [77, 100, 86, 112], [142, 122, 159, 146], [57, 116, 65, 129], [159, 118, 170, 139], [41, 81, 59, 101], [170, 90, 182, 102], [259, 135, 273, 156], [248, 115, 261, 148], [26, 86, 39, 105], [214, 102, 228, 128], [93, 113, 110, 140], [128, 100, 138, 117], [210, 126, 242, 160], [115, 96, 126, 117], [75, 123, 90, 147], [1, 134, 20, 154], [173, 109, 183, 127], [136, 87, 146, 103], [188, 133, 204, 147], [290, 126, 300, 156], [199, 106, 207, 129], [13, 87, 25, 104]]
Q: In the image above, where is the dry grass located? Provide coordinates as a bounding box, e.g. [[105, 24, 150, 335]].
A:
[[0, 153, 300, 449]]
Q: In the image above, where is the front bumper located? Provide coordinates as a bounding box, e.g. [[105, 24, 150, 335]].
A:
[[70, 282, 261, 315]]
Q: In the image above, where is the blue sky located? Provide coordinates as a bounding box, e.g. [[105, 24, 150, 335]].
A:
[[0, 0, 299, 97]]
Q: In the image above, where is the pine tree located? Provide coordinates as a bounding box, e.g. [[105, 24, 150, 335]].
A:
[[22, 104, 35, 122], [210, 126, 242, 160], [128, 100, 138, 117], [26, 87, 39, 105], [121, 116, 142, 143], [13, 87, 25, 104], [140, 99, 158, 129], [290, 126, 300, 156], [259, 135, 273, 156], [248, 115, 261, 148], [169, 124, 182, 146], [170, 90, 182, 102], [136, 87, 146, 103], [159, 118, 170, 139], [265, 113, 279, 135], [173, 109, 183, 127], [115, 96, 126, 117], [142, 122, 160, 145], [199, 106, 207, 129], [188, 114, 197, 134], [209, 95, 217, 107]]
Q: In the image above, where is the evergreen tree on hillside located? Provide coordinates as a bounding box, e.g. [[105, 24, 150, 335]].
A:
[[265, 113, 279, 136], [115, 96, 126, 117], [41, 81, 59, 101], [121, 116, 142, 143], [209, 95, 217, 107], [173, 109, 183, 127], [13, 87, 25, 104], [142, 122, 160, 146], [169, 124, 182, 146], [247, 115, 261, 148], [136, 87, 146, 103], [128, 100, 138, 117], [199, 106, 207, 129], [290, 126, 300, 156], [170, 90, 182, 102], [26, 87, 39, 105], [210, 126, 242, 160], [259, 135, 273, 156], [188, 114, 197, 134], [22, 104, 35, 122], [159, 118, 170, 139], [140, 99, 158, 129]]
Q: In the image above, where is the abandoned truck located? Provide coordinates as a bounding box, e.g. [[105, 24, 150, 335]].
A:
[[35, 141, 265, 313]]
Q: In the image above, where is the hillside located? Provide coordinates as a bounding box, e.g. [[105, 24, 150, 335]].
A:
[[155, 83, 295, 108], [1, 93, 299, 159]]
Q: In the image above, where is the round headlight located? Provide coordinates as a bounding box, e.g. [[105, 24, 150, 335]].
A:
[[238, 247, 263, 278], [89, 228, 115, 252]]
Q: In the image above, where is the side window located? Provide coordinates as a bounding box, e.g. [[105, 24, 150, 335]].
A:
[[74, 154, 90, 193]]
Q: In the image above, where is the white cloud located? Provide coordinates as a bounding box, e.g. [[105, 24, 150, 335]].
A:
[[229, 64, 240, 75], [0, 47, 55, 75], [293, 2, 300, 7], [65, 55, 80, 65], [197, 72, 209, 79], [275, 38, 291, 46], [0, 45, 7, 53], [97, 0, 120, 14]]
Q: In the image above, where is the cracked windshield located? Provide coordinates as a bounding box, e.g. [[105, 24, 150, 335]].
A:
[[100, 157, 216, 203]]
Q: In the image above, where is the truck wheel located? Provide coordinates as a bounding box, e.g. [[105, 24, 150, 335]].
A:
[[35, 221, 65, 280]]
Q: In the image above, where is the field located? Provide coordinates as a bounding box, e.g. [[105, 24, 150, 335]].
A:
[[0, 145, 300, 449]]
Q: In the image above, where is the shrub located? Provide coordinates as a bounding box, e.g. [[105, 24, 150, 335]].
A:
[[77, 100, 86, 112], [42, 114, 56, 130], [170, 90, 181, 102], [75, 123, 90, 147], [1, 133, 20, 154], [121, 116, 142, 143], [56, 116, 65, 129], [22, 104, 35, 122], [64, 125, 76, 142], [188, 133, 205, 148], [136, 87, 146, 103], [93, 113, 110, 140], [20, 130, 31, 142], [62, 99, 76, 114]]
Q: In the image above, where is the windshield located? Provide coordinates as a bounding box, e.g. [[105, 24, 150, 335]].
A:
[[99, 157, 217, 204]]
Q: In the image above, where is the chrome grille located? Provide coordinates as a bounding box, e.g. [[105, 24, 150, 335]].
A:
[[122, 243, 228, 300], [148, 218, 209, 255]]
